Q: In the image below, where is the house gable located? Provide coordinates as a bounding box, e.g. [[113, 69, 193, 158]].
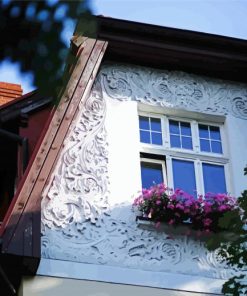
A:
[[0, 38, 107, 264], [1, 16, 247, 295]]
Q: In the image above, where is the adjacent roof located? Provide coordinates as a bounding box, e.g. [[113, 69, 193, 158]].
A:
[[0, 82, 23, 106], [0, 90, 52, 123]]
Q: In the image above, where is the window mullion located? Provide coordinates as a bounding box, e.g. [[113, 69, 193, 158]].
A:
[[191, 120, 199, 152], [166, 155, 173, 189], [195, 159, 204, 196], [163, 116, 170, 149], [178, 121, 182, 148]]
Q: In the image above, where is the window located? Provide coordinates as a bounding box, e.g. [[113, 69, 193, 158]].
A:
[[202, 163, 226, 193], [138, 113, 229, 196], [169, 120, 193, 150], [199, 124, 223, 154], [139, 115, 163, 145], [140, 160, 165, 189], [172, 159, 196, 197]]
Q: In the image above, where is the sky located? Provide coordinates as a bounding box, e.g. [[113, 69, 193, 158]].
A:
[[0, 0, 247, 94]]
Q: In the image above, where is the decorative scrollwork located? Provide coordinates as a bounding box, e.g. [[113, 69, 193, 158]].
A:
[[100, 63, 247, 120], [42, 79, 109, 231]]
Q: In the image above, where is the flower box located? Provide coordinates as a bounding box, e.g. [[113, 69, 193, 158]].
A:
[[133, 183, 239, 234], [135, 215, 239, 242], [136, 215, 202, 238]]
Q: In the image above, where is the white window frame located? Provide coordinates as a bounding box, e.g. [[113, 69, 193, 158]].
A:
[[196, 121, 227, 157], [140, 157, 167, 188], [167, 117, 195, 151], [138, 111, 231, 196], [139, 112, 166, 149]]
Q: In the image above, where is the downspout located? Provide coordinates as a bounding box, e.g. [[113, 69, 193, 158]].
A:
[[0, 128, 29, 173]]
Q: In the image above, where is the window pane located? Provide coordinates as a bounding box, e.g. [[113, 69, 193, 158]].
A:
[[210, 126, 221, 140], [203, 163, 226, 194], [180, 122, 191, 136], [200, 139, 210, 152], [139, 116, 149, 130], [172, 159, 196, 197], [199, 124, 209, 138], [151, 132, 163, 145], [140, 130, 150, 143], [182, 136, 193, 150], [169, 120, 179, 134], [151, 118, 161, 132], [211, 141, 223, 154], [141, 162, 163, 189], [170, 135, 181, 148]]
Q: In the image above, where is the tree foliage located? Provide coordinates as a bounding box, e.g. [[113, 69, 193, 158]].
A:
[[0, 0, 96, 101], [206, 168, 247, 295]]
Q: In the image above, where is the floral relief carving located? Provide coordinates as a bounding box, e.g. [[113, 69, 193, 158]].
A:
[[41, 64, 240, 283], [42, 204, 235, 280], [42, 79, 109, 232], [100, 64, 247, 119]]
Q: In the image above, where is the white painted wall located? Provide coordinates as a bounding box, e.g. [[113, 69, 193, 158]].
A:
[[40, 63, 247, 294], [224, 114, 247, 197], [20, 275, 221, 296], [105, 99, 141, 206]]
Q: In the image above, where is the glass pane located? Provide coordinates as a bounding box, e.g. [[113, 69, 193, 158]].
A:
[[199, 124, 209, 139], [140, 130, 150, 143], [181, 136, 193, 150], [141, 162, 163, 189], [151, 132, 163, 145], [151, 118, 161, 132], [180, 122, 191, 136], [170, 135, 181, 148], [203, 163, 226, 194], [169, 120, 179, 134], [210, 126, 221, 140], [211, 141, 223, 154], [139, 116, 149, 130], [200, 139, 210, 152], [172, 159, 196, 197]]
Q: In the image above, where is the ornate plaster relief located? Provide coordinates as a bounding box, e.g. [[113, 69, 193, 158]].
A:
[[41, 64, 244, 283], [101, 64, 247, 120]]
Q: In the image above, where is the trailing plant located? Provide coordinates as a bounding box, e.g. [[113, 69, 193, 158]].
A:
[[206, 168, 247, 295]]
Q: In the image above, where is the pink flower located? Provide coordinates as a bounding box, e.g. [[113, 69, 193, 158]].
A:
[[155, 221, 161, 228], [219, 205, 227, 212], [171, 194, 177, 201], [176, 204, 184, 210], [133, 183, 238, 233], [203, 218, 212, 227], [175, 188, 183, 195]]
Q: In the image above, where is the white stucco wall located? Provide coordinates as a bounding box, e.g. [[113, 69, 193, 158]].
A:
[[20, 276, 220, 296], [105, 99, 141, 206], [39, 63, 247, 294], [224, 114, 247, 196]]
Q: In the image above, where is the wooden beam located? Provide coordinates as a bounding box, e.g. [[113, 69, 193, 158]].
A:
[[1, 38, 107, 259]]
